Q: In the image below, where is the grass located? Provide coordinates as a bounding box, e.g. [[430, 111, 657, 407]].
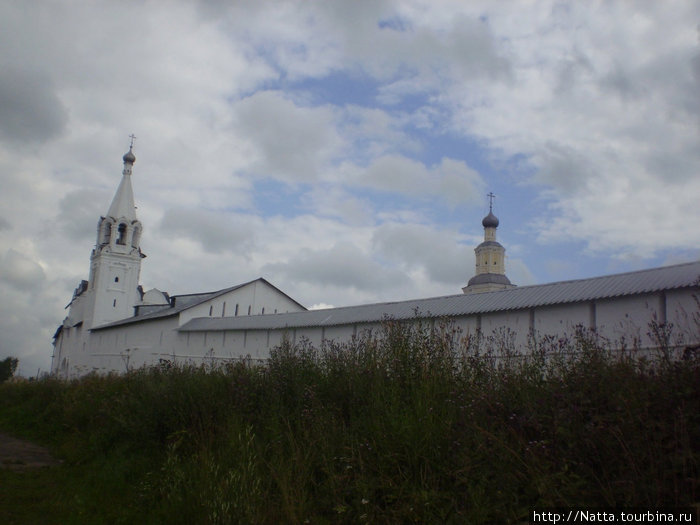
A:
[[0, 318, 698, 523]]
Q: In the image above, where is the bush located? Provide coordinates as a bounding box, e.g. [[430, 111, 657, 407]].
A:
[[0, 320, 698, 523], [0, 356, 18, 383]]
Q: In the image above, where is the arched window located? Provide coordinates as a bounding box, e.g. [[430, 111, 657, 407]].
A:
[[116, 223, 127, 245], [131, 226, 141, 248], [102, 221, 112, 244]]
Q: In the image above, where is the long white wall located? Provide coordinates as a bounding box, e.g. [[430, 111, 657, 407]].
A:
[[174, 288, 699, 367], [57, 287, 699, 376]]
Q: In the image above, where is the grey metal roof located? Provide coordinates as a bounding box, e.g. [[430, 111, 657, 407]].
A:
[[178, 260, 700, 333]]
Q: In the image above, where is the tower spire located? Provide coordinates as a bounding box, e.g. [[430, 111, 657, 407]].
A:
[[106, 139, 138, 222]]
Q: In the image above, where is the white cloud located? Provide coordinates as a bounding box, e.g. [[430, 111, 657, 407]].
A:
[[342, 155, 485, 206], [373, 222, 475, 285], [264, 242, 409, 291], [1, 0, 697, 375]]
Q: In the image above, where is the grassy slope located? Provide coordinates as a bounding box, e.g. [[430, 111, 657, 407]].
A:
[[1, 321, 698, 524]]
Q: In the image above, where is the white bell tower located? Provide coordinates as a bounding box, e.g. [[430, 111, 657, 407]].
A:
[[84, 139, 145, 328]]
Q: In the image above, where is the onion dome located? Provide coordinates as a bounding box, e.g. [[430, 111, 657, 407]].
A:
[[123, 147, 136, 165], [482, 211, 499, 228]]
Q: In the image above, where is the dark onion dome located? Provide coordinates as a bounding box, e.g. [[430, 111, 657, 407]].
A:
[[482, 211, 499, 228], [123, 148, 136, 164], [467, 273, 512, 287]]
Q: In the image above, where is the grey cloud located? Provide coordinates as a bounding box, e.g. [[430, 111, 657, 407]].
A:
[[0, 217, 11, 231], [600, 63, 645, 100], [373, 223, 473, 285], [0, 249, 46, 291], [264, 243, 409, 291], [442, 15, 512, 82], [57, 189, 111, 241], [554, 49, 594, 95], [532, 143, 597, 194], [352, 155, 484, 205], [159, 208, 254, 254], [0, 67, 68, 146]]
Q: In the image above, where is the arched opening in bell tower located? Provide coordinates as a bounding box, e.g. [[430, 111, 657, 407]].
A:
[[116, 223, 127, 245]]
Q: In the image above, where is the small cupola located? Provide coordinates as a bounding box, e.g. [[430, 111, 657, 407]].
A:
[[123, 147, 136, 165]]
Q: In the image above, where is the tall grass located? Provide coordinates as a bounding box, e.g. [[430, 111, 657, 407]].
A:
[[1, 318, 698, 523]]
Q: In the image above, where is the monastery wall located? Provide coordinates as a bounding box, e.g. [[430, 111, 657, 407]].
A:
[[169, 287, 698, 369]]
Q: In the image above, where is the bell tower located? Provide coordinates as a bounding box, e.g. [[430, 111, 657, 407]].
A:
[[463, 193, 514, 294], [84, 139, 145, 328]]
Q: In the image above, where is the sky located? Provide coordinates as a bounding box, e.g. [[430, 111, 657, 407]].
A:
[[1, 1, 699, 376]]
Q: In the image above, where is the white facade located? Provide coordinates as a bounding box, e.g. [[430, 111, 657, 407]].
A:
[[52, 147, 700, 378]]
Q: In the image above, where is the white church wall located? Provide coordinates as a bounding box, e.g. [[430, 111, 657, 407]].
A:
[[244, 330, 269, 360], [323, 325, 357, 344], [480, 309, 531, 348], [595, 294, 662, 348], [446, 316, 479, 342], [178, 281, 305, 326], [295, 326, 324, 347], [534, 302, 592, 339], [666, 288, 700, 345], [222, 330, 246, 353], [86, 316, 181, 373]]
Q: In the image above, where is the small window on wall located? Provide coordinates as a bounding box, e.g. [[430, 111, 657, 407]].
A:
[[234, 304, 239, 316], [114, 277, 119, 283], [113, 299, 117, 307], [247, 305, 251, 315], [262, 307, 265, 315]]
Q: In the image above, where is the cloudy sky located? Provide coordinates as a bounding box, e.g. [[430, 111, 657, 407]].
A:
[[1, 1, 699, 376]]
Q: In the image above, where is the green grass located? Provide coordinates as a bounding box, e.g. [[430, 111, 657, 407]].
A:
[[1, 319, 698, 523]]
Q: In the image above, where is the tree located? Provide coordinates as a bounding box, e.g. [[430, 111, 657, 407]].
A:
[[0, 357, 19, 383]]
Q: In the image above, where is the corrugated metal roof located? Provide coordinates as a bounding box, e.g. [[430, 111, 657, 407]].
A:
[[178, 260, 700, 333]]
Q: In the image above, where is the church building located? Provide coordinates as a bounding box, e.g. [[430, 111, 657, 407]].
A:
[[51, 145, 700, 377]]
